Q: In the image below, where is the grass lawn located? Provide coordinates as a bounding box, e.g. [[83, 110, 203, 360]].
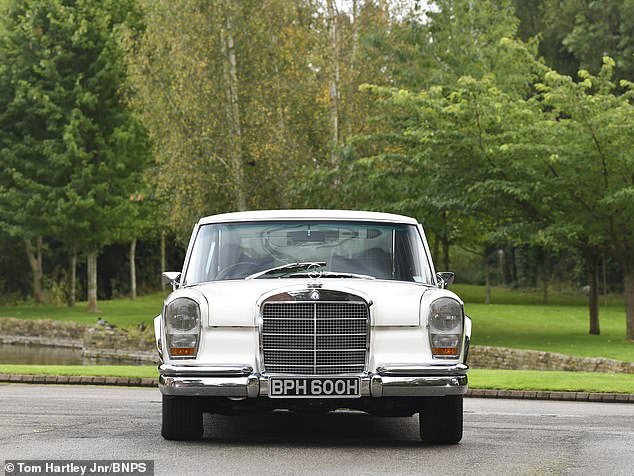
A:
[[1, 365, 632, 394], [469, 369, 634, 394], [0, 364, 158, 379], [452, 284, 634, 362], [0, 292, 168, 328]]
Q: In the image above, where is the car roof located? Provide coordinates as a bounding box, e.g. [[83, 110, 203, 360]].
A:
[[197, 209, 419, 225]]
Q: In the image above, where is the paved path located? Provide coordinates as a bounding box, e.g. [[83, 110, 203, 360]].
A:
[[1, 384, 633, 475]]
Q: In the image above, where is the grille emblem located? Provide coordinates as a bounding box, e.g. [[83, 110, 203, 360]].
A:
[[307, 262, 323, 280], [310, 290, 320, 300]]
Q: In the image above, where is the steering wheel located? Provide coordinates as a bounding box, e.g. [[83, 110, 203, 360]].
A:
[[216, 261, 259, 280]]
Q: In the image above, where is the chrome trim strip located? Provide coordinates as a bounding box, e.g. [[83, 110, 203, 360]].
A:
[[246, 375, 260, 398], [370, 374, 383, 398], [264, 348, 366, 353], [159, 364, 253, 376], [156, 339, 163, 363], [376, 363, 468, 376], [159, 371, 467, 397], [379, 375, 468, 396], [160, 375, 258, 397], [265, 363, 365, 369]]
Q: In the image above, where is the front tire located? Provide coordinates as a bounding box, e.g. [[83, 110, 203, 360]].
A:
[[161, 395, 203, 441], [419, 395, 463, 444]]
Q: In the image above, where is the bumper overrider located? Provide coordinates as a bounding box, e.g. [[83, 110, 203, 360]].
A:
[[159, 363, 468, 398]]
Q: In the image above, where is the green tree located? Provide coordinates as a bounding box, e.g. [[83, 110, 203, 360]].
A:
[[129, 0, 331, 233], [513, 0, 634, 83], [535, 58, 634, 338], [0, 0, 150, 311], [334, 0, 544, 271], [130, 1, 403, 229], [0, 0, 71, 302], [355, 69, 544, 271]]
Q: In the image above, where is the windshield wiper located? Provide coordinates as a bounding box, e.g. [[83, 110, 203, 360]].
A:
[[245, 262, 327, 280], [286, 271, 375, 280]]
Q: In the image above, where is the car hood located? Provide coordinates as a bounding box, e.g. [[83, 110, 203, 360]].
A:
[[185, 278, 462, 327]]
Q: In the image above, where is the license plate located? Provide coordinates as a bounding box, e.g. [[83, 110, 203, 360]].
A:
[[268, 377, 361, 398]]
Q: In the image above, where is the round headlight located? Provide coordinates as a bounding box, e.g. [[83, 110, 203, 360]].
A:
[[429, 299, 463, 332], [165, 298, 200, 332]]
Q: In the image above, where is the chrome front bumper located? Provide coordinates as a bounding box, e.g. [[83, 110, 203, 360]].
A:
[[159, 363, 468, 398]]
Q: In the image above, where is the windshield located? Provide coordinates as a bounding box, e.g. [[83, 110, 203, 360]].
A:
[[183, 221, 433, 285]]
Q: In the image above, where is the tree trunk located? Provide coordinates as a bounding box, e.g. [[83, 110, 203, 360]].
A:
[[484, 252, 491, 305], [502, 244, 515, 286], [269, 30, 292, 208], [602, 255, 608, 307], [326, 0, 341, 168], [602, 256, 608, 294], [441, 238, 450, 272], [129, 238, 137, 300], [67, 250, 77, 307], [24, 237, 44, 304], [160, 231, 166, 292], [510, 246, 518, 285], [625, 268, 634, 341], [344, 0, 359, 140], [439, 212, 450, 271], [542, 252, 550, 305], [588, 259, 600, 335], [220, 2, 247, 211], [497, 248, 504, 286], [86, 247, 98, 312], [553, 260, 562, 293]]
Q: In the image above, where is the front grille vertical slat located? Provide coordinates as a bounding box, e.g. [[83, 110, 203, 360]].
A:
[[262, 300, 368, 375], [313, 303, 317, 374]]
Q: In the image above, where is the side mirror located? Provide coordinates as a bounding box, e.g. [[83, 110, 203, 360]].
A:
[[161, 271, 181, 291], [436, 272, 455, 289]]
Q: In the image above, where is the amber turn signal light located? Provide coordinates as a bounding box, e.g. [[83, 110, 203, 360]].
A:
[[170, 347, 196, 356], [431, 347, 458, 356]]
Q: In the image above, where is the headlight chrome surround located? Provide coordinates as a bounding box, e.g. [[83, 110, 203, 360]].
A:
[[428, 297, 464, 359], [164, 296, 201, 359]]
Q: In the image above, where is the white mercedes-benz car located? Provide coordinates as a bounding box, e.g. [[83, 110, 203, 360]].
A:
[[155, 210, 471, 443]]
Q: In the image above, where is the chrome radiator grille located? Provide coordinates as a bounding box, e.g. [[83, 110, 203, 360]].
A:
[[261, 301, 369, 375]]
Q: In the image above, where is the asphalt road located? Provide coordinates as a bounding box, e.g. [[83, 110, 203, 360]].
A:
[[0, 384, 633, 476]]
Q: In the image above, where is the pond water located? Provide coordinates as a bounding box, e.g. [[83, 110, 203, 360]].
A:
[[0, 343, 149, 366]]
